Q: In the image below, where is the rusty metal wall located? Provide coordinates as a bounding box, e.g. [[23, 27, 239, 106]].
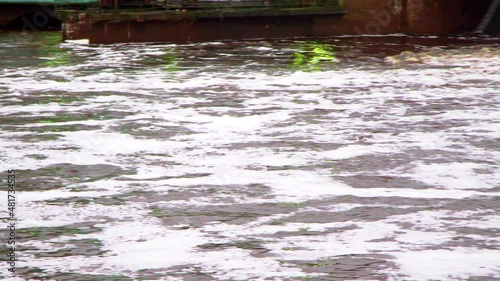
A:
[[87, 0, 404, 44], [61, 0, 496, 44], [90, 15, 319, 44]]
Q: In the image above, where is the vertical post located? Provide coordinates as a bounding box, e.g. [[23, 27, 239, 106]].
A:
[[476, 0, 500, 33], [114, 0, 118, 10], [401, 0, 409, 33]]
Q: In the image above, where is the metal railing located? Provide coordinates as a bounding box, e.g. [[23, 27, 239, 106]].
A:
[[77, 0, 343, 11]]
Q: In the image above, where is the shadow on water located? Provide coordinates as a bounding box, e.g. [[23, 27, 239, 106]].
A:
[[0, 31, 73, 68]]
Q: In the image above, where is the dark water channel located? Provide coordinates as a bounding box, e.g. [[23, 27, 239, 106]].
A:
[[0, 31, 499, 280]]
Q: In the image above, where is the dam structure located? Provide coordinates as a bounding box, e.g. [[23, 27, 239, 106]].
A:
[[3, 0, 499, 43]]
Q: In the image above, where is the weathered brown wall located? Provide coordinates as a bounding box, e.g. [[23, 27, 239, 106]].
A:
[[322, 0, 493, 35], [406, 0, 462, 34], [91, 16, 322, 44], [61, 13, 89, 41], [314, 0, 405, 36], [65, 0, 497, 43], [405, 0, 493, 34], [88, 0, 410, 43], [335, 0, 406, 35], [337, 0, 490, 35]]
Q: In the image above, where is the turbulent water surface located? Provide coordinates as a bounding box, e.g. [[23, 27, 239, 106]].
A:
[[0, 32, 499, 281]]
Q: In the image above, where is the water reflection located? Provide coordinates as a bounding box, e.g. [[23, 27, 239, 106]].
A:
[[0, 31, 67, 68], [38, 32, 71, 67], [162, 51, 179, 71], [292, 41, 337, 71]]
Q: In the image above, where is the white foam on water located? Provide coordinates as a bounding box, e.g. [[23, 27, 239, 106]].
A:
[[388, 249, 500, 280], [410, 162, 499, 190], [64, 39, 90, 45], [1, 38, 499, 280]]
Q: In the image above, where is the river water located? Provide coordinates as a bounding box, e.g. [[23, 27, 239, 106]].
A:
[[0, 32, 499, 281]]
